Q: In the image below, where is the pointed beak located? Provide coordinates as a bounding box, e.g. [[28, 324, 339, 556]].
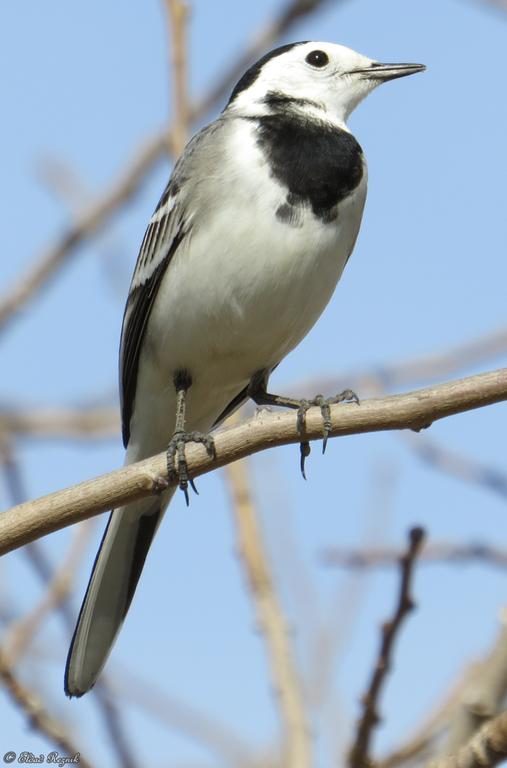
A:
[[352, 61, 426, 82]]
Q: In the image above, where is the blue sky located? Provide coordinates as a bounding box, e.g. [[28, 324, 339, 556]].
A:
[[1, 1, 507, 765]]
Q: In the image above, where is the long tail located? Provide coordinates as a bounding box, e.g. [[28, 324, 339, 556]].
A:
[[64, 488, 174, 697]]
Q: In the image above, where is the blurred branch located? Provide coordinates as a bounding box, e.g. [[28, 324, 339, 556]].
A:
[[443, 617, 507, 757], [0, 404, 119, 440], [0, 432, 26, 505], [429, 710, 507, 768], [480, 0, 507, 12], [322, 542, 507, 571], [165, 0, 190, 154], [348, 527, 426, 768], [4, 520, 95, 664], [0, 648, 93, 768], [1, 323, 506, 443], [309, 464, 397, 749], [190, 0, 335, 119], [224, 443, 310, 767], [307, 325, 507, 398], [401, 432, 507, 501], [113, 663, 261, 767], [0, 368, 506, 556], [0, 133, 170, 334], [1, 424, 137, 768]]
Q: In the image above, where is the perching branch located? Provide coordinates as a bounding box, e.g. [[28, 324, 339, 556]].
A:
[[348, 527, 426, 768], [0, 368, 506, 557]]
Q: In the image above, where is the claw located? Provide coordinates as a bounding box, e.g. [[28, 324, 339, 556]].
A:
[[336, 388, 360, 405], [166, 430, 215, 503], [300, 441, 311, 480]]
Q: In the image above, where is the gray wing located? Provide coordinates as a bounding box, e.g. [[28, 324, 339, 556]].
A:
[[119, 118, 232, 446], [119, 178, 188, 447]]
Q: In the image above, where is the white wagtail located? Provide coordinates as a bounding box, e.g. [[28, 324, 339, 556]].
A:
[[65, 41, 424, 696]]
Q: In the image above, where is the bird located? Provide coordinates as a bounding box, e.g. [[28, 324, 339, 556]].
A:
[[64, 40, 425, 696]]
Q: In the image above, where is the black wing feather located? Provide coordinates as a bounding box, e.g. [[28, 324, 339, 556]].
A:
[[120, 222, 186, 447]]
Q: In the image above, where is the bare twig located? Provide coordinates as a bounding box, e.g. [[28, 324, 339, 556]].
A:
[[313, 464, 398, 760], [1, 430, 136, 768], [443, 617, 507, 757], [190, 0, 335, 119], [0, 433, 27, 505], [4, 520, 95, 664], [2, 320, 507, 443], [112, 663, 258, 767], [0, 404, 119, 440], [165, 0, 189, 154], [322, 542, 507, 572], [0, 649, 93, 768], [348, 527, 426, 768], [0, 368, 506, 556], [429, 710, 507, 768], [224, 445, 310, 767], [304, 325, 507, 399], [2, 320, 507, 445], [480, 0, 507, 12], [401, 432, 507, 501], [0, 133, 170, 333]]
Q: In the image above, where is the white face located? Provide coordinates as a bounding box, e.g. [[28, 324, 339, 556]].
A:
[[228, 41, 424, 125]]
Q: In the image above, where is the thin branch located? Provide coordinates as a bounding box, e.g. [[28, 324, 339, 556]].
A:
[[1, 431, 137, 768], [371, 626, 507, 768], [443, 618, 507, 757], [189, 0, 335, 119], [0, 649, 93, 768], [224, 443, 311, 767], [315, 465, 399, 760], [0, 432, 27, 505], [428, 710, 507, 768], [401, 432, 507, 501], [0, 368, 506, 556], [112, 663, 258, 767], [304, 325, 507, 399], [0, 133, 170, 334], [0, 404, 119, 440], [348, 527, 426, 768], [479, 0, 507, 12], [2, 320, 507, 443], [322, 542, 507, 572], [165, 0, 190, 154], [4, 520, 95, 664]]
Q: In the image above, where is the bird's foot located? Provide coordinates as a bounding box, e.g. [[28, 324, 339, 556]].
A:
[[166, 430, 216, 506], [296, 389, 360, 479]]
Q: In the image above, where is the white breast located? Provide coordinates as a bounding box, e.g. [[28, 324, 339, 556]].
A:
[[135, 119, 367, 445]]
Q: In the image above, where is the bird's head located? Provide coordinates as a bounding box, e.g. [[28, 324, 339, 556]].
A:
[[227, 41, 425, 125]]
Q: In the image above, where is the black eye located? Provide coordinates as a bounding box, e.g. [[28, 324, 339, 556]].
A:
[[305, 50, 329, 68]]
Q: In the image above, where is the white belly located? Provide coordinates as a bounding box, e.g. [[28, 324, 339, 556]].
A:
[[130, 143, 367, 456]]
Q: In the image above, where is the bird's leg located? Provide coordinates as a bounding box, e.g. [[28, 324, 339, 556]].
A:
[[166, 370, 216, 505], [247, 369, 359, 479]]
